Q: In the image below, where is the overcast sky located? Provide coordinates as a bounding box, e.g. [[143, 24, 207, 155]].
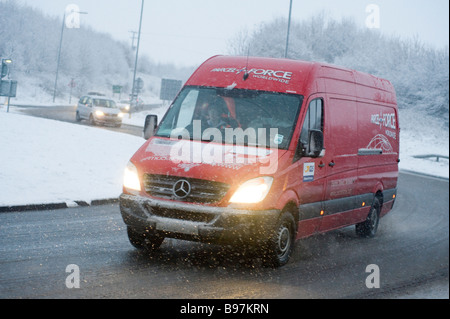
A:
[[18, 0, 450, 67]]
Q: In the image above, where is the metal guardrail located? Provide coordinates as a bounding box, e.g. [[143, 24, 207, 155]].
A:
[[413, 154, 449, 162]]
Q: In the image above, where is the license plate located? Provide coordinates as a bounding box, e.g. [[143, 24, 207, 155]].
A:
[[156, 220, 198, 236]]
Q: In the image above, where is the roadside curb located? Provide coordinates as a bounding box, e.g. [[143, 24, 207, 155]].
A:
[[0, 198, 119, 213]]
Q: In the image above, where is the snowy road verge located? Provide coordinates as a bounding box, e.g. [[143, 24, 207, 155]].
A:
[[0, 109, 144, 208]]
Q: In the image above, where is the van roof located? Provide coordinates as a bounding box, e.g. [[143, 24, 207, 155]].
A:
[[185, 55, 396, 104]]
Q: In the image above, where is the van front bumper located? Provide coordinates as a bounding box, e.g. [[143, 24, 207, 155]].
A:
[[119, 194, 280, 245]]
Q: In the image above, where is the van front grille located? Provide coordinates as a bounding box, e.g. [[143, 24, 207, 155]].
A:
[[143, 174, 230, 204]]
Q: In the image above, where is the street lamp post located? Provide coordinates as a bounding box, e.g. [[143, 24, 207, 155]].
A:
[[52, 10, 87, 103], [131, 0, 145, 111], [284, 0, 293, 58]]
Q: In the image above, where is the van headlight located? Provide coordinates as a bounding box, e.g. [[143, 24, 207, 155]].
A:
[[229, 177, 273, 204], [123, 161, 141, 191], [95, 110, 105, 117]]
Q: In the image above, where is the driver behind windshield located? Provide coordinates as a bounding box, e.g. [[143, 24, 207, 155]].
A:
[[207, 104, 228, 130]]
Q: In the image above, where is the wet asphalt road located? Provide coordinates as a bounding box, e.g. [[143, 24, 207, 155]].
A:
[[0, 172, 448, 299]]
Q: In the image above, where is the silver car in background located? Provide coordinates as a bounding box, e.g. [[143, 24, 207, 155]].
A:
[[76, 95, 124, 127]]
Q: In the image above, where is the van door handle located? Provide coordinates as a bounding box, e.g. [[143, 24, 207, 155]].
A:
[[328, 161, 335, 167]]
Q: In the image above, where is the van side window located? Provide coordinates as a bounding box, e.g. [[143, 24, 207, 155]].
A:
[[296, 98, 323, 159]]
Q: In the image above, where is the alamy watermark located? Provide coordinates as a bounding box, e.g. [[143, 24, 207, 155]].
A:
[[65, 264, 80, 289], [164, 120, 280, 174], [365, 4, 380, 29], [65, 4, 82, 29], [365, 264, 380, 288]]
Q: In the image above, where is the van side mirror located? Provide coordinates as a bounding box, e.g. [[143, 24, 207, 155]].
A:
[[143, 114, 158, 140], [309, 129, 323, 157]]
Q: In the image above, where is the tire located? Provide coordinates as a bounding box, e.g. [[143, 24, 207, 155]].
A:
[[263, 211, 296, 267], [127, 226, 164, 250], [75, 111, 81, 122], [356, 197, 381, 238], [89, 114, 96, 126]]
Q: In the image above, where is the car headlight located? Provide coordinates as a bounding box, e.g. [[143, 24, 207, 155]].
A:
[[95, 110, 105, 116], [229, 176, 273, 204], [123, 161, 141, 191], [118, 112, 125, 118]]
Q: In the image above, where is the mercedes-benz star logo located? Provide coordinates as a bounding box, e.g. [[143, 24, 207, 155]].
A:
[[172, 179, 191, 199]]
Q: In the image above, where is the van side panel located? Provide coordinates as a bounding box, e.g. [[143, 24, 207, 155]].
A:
[[354, 71, 399, 206], [320, 97, 361, 231], [306, 65, 398, 233], [356, 101, 399, 196]]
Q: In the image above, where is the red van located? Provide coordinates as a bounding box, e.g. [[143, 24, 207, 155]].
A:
[[120, 56, 399, 267]]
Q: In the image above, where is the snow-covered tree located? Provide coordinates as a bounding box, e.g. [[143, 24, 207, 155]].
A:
[[0, 0, 191, 100]]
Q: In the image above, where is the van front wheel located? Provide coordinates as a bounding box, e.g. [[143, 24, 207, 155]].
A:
[[262, 211, 296, 267]]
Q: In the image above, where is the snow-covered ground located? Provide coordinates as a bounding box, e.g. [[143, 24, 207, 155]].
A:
[[0, 105, 144, 207]]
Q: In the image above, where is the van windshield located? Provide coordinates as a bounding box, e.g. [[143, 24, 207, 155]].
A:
[[156, 86, 303, 150]]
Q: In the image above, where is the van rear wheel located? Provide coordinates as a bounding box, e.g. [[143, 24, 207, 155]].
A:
[[262, 211, 296, 267], [356, 197, 381, 238]]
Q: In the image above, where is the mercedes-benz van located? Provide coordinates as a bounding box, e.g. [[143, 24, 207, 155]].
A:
[[119, 56, 399, 267]]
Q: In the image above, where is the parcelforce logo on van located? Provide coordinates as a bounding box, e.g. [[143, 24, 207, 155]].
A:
[[211, 67, 293, 83]]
